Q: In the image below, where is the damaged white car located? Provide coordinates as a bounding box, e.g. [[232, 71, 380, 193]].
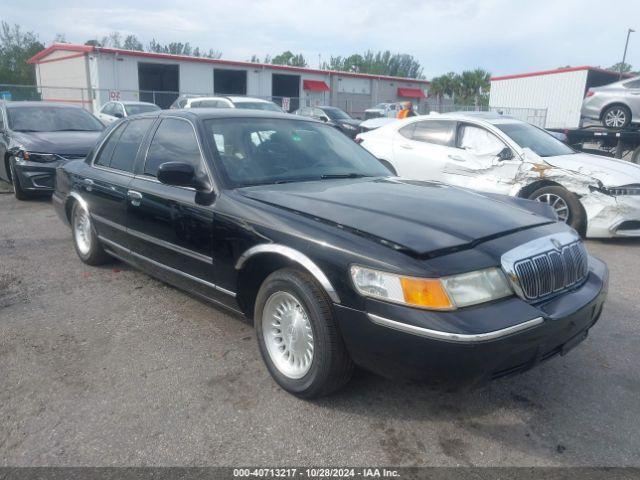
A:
[[356, 112, 640, 238]]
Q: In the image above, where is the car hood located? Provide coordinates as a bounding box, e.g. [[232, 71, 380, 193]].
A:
[[11, 131, 102, 156], [238, 178, 552, 256], [543, 152, 640, 187]]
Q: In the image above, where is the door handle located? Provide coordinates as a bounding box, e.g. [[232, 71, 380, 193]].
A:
[[83, 178, 94, 191], [399, 144, 413, 150], [448, 154, 466, 162], [127, 190, 143, 206]]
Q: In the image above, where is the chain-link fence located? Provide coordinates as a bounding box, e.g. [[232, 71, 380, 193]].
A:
[[0, 84, 548, 127], [428, 103, 548, 127]]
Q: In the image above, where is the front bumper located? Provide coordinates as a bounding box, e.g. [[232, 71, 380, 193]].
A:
[[12, 158, 65, 192], [583, 191, 640, 237], [335, 256, 608, 386]]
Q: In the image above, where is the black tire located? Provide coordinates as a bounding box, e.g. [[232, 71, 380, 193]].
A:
[[378, 158, 397, 176], [254, 268, 354, 398], [71, 201, 111, 265], [529, 186, 586, 236], [602, 104, 631, 129], [9, 163, 33, 201]]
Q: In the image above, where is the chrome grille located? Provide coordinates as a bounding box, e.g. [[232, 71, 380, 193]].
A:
[[513, 241, 589, 301]]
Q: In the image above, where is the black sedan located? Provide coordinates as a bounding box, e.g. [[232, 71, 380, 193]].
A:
[[0, 101, 104, 200], [52, 109, 608, 398], [294, 106, 361, 138]]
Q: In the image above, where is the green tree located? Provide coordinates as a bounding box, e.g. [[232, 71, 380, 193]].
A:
[[429, 72, 459, 107], [0, 22, 44, 85], [122, 35, 143, 51], [323, 50, 423, 78], [100, 32, 122, 48], [457, 68, 491, 106], [609, 62, 633, 74], [271, 51, 307, 67]]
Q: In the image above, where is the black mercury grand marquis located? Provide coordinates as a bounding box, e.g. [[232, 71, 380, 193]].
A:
[[52, 109, 608, 398]]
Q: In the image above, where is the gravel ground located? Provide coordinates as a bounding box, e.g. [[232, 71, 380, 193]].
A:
[[1, 190, 639, 467]]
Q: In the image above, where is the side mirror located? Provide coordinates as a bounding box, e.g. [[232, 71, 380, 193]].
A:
[[157, 162, 201, 188], [113, 112, 123, 119], [497, 147, 514, 161]]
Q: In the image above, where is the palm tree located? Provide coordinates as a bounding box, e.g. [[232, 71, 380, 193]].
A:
[[429, 72, 460, 111], [459, 69, 491, 107]]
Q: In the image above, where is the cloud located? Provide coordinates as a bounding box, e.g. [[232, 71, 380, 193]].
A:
[[2, 0, 639, 77]]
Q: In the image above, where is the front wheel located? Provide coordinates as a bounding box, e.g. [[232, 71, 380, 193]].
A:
[[529, 186, 586, 236], [255, 268, 354, 398], [71, 201, 111, 265], [9, 163, 33, 201]]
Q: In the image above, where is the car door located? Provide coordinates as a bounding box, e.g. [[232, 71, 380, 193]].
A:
[[442, 123, 521, 195], [125, 117, 218, 292], [82, 118, 155, 246], [96, 102, 114, 124], [623, 78, 640, 120], [391, 119, 456, 182]]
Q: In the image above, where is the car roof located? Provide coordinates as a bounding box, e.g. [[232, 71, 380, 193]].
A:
[[117, 101, 157, 106], [4, 101, 85, 109], [140, 109, 316, 122], [415, 111, 522, 126], [225, 96, 273, 103]]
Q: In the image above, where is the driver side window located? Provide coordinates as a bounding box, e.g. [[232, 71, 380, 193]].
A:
[[144, 118, 204, 178], [458, 124, 506, 157]]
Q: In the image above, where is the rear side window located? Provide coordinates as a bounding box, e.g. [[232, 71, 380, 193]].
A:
[[399, 124, 415, 139], [144, 118, 203, 177], [109, 119, 154, 172], [624, 79, 640, 88], [411, 120, 455, 146], [94, 123, 126, 167]]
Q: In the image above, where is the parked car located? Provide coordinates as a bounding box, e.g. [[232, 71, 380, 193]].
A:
[[96, 101, 160, 124], [364, 102, 403, 119], [357, 112, 640, 238], [294, 106, 361, 138], [581, 76, 640, 128], [170, 95, 282, 112], [52, 109, 607, 398], [0, 101, 104, 200]]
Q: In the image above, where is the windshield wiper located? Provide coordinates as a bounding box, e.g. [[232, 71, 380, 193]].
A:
[[320, 173, 368, 179]]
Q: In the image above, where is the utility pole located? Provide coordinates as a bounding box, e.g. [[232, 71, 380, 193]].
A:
[[620, 28, 635, 79]]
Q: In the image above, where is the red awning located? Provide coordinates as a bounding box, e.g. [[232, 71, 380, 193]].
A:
[[303, 80, 330, 92], [397, 87, 426, 98]]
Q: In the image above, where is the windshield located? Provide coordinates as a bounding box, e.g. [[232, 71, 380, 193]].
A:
[[495, 122, 574, 157], [206, 118, 390, 187], [7, 106, 104, 132], [124, 104, 160, 116], [323, 107, 351, 121], [234, 102, 282, 112]]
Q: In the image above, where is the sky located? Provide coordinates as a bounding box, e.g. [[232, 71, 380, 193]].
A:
[[4, 0, 640, 79]]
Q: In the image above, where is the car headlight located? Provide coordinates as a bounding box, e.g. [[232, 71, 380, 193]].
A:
[[15, 150, 59, 163], [350, 265, 513, 310]]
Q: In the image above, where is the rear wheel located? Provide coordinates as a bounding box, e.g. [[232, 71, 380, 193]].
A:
[[71, 201, 111, 265], [255, 268, 354, 398], [529, 186, 586, 235], [602, 105, 631, 129]]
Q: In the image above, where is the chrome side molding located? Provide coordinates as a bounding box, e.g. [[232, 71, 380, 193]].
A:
[[368, 313, 544, 343], [235, 244, 341, 304]]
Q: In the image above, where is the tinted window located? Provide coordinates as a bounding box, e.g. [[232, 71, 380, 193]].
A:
[[109, 119, 154, 172], [145, 118, 203, 177], [191, 100, 228, 108], [399, 124, 415, 139], [206, 118, 390, 187], [101, 103, 114, 115], [124, 104, 160, 116], [495, 122, 574, 157], [94, 123, 126, 167], [623, 79, 640, 88], [234, 102, 282, 112], [7, 106, 104, 132], [323, 107, 351, 120], [411, 120, 455, 146]]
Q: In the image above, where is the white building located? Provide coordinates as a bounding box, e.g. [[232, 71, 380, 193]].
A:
[[27, 43, 430, 117], [489, 66, 628, 129]]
